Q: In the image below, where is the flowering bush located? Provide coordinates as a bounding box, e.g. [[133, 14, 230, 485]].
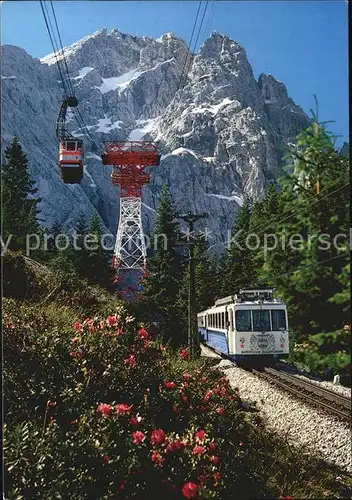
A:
[[4, 298, 346, 499]]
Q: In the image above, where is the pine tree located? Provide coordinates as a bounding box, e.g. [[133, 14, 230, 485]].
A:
[[259, 114, 349, 338], [194, 234, 218, 311], [250, 183, 281, 282], [73, 214, 90, 277], [221, 199, 256, 296], [85, 212, 112, 286], [2, 137, 41, 250], [143, 185, 183, 343]]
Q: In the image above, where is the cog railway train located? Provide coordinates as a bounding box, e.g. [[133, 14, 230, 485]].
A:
[[197, 288, 289, 364]]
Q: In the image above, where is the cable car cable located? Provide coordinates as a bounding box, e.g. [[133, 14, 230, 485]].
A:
[[43, 0, 98, 149], [39, 0, 69, 96], [256, 251, 349, 286], [49, 0, 75, 97], [176, 0, 203, 94]]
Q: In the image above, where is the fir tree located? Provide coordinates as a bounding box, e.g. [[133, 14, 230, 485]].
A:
[[258, 114, 349, 338], [250, 183, 280, 281], [222, 199, 256, 296], [194, 234, 218, 312], [73, 214, 90, 277], [2, 137, 41, 250], [85, 212, 112, 286], [143, 185, 183, 343]]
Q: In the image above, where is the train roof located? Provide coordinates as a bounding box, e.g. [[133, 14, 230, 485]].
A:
[[197, 289, 285, 313]]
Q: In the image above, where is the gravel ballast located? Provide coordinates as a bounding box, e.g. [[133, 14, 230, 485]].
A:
[[201, 344, 352, 473]]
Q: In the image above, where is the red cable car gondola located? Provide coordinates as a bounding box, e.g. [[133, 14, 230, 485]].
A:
[[59, 139, 84, 184], [56, 96, 84, 184]]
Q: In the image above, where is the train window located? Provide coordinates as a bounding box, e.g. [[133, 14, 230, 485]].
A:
[[235, 310, 252, 332], [222, 312, 225, 329], [271, 310, 286, 330], [252, 310, 271, 331]]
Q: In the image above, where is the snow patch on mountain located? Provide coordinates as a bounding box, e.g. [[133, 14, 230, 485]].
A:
[[128, 118, 159, 141], [74, 67, 94, 80], [84, 165, 97, 188], [191, 98, 234, 115], [95, 116, 123, 133], [161, 148, 199, 160], [205, 193, 244, 206], [97, 68, 141, 94]]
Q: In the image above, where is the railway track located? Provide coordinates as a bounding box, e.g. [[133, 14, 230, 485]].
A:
[[200, 343, 351, 421], [252, 367, 351, 421]]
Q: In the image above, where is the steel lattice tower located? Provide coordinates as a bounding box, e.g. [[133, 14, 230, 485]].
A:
[[102, 141, 160, 297]]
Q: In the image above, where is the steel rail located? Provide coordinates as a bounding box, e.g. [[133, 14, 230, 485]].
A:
[[253, 367, 351, 421], [200, 343, 351, 421]]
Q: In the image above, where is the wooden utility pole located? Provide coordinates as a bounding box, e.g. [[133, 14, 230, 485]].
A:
[[176, 212, 208, 357]]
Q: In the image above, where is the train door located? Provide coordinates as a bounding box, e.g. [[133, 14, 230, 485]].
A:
[[227, 306, 234, 355]]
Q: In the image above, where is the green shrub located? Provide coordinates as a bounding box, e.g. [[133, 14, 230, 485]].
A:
[[3, 251, 39, 299], [4, 302, 350, 499]]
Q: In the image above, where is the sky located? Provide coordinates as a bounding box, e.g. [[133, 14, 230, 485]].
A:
[[1, 0, 349, 145]]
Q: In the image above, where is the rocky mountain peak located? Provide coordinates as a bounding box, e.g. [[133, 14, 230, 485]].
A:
[[2, 30, 309, 252]]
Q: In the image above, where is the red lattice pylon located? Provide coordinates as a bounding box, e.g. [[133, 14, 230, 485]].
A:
[[102, 141, 160, 291]]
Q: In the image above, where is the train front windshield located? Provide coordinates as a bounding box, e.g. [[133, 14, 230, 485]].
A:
[[236, 309, 286, 332]]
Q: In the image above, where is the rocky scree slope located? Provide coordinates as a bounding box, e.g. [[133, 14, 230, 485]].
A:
[[1, 29, 309, 249]]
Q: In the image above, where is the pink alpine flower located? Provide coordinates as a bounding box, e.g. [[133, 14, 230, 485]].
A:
[[138, 327, 149, 340], [151, 450, 164, 466], [179, 348, 189, 360], [115, 404, 132, 415], [166, 439, 184, 453], [129, 415, 142, 427], [183, 372, 192, 381], [216, 407, 224, 416], [204, 390, 214, 401], [132, 430, 145, 445], [106, 315, 118, 326], [97, 403, 112, 415], [192, 445, 205, 455], [164, 381, 176, 389], [182, 482, 198, 499], [124, 354, 136, 368], [150, 429, 166, 445], [195, 429, 206, 442], [72, 321, 83, 332], [102, 455, 110, 464], [209, 455, 220, 465]]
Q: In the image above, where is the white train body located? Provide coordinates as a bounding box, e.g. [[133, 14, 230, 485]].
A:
[[197, 289, 289, 362]]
